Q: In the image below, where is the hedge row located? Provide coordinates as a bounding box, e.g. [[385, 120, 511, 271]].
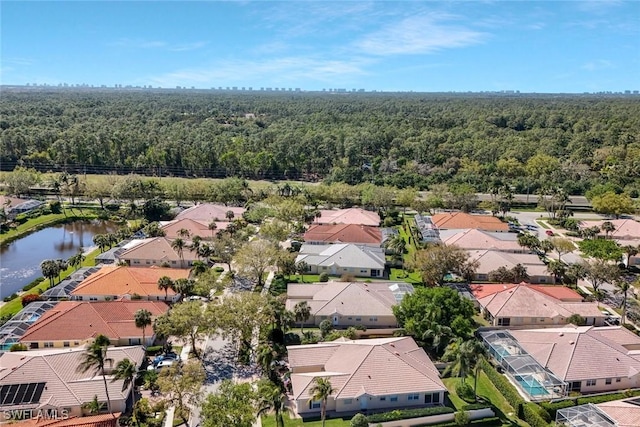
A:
[[522, 403, 550, 427], [366, 406, 454, 423], [479, 359, 524, 410], [541, 389, 640, 419], [416, 416, 502, 427]]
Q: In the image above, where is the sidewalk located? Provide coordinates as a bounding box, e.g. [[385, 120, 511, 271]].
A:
[[163, 406, 176, 427]]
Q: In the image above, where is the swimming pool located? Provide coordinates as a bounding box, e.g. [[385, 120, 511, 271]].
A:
[[514, 375, 549, 396]]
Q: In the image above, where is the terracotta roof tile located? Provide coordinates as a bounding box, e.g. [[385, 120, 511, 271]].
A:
[[432, 212, 509, 232], [442, 229, 523, 251], [315, 208, 380, 226], [175, 204, 245, 222], [20, 300, 169, 343], [118, 237, 199, 263], [304, 224, 382, 245], [70, 266, 189, 298]]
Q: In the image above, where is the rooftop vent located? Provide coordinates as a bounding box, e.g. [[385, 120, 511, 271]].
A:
[[569, 341, 575, 345]]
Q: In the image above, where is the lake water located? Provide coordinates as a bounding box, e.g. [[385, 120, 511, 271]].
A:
[[0, 221, 118, 299]]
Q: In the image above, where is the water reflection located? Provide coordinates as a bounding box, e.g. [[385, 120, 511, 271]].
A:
[[0, 220, 118, 299]]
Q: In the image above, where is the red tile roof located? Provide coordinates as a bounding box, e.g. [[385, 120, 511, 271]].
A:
[[71, 266, 189, 297], [20, 300, 169, 343], [432, 212, 509, 231], [470, 283, 583, 302], [315, 208, 380, 226], [304, 224, 382, 245]]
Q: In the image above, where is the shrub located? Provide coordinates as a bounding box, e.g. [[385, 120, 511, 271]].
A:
[[456, 381, 475, 402], [479, 359, 524, 410], [214, 266, 225, 273], [22, 277, 44, 291], [284, 332, 301, 345], [49, 201, 62, 214], [319, 319, 333, 337], [454, 411, 470, 426], [145, 346, 163, 355], [21, 293, 41, 307], [10, 343, 28, 351], [4, 293, 18, 302], [350, 413, 369, 427], [319, 272, 329, 282], [367, 406, 454, 423], [339, 274, 356, 282], [521, 403, 549, 427]]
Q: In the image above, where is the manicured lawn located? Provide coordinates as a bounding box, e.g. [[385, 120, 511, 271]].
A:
[[2, 246, 102, 317], [289, 274, 323, 283], [261, 415, 351, 427], [443, 373, 529, 427], [535, 219, 551, 229], [389, 268, 423, 284]]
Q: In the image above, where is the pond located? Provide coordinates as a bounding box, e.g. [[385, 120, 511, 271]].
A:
[[0, 220, 119, 299]]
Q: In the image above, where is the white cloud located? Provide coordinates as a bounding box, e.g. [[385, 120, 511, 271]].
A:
[[146, 56, 372, 88], [354, 13, 486, 56], [582, 59, 614, 71]]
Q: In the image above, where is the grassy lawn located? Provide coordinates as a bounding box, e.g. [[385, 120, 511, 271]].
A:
[[261, 415, 351, 427], [1, 246, 102, 317], [535, 219, 551, 229], [290, 274, 323, 283], [389, 268, 423, 284], [443, 373, 529, 427], [0, 208, 100, 245]]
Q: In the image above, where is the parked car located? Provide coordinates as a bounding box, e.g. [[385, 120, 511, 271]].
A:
[[155, 359, 175, 371], [545, 230, 554, 236], [152, 352, 178, 367]]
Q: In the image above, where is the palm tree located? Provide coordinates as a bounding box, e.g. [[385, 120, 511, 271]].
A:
[[422, 323, 452, 357], [197, 243, 213, 261], [293, 301, 311, 334], [173, 278, 195, 301], [157, 276, 174, 301], [565, 262, 587, 288], [615, 279, 633, 324], [511, 264, 529, 283], [93, 234, 109, 253], [309, 377, 334, 427], [295, 261, 309, 283], [601, 221, 616, 239], [171, 238, 186, 266], [208, 221, 217, 239], [190, 260, 208, 277], [256, 342, 279, 383], [225, 210, 235, 221], [517, 233, 540, 253], [622, 245, 639, 268], [177, 228, 191, 239], [546, 260, 567, 284], [111, 358, 137, 411], [77, 335, 114, 415], [134, 309, 152, 347], [68, 252, 85, 271], [443, 339, 484, 386], [55, 259, 68, 282], [40, 259, 60, 287], [385, 234, 406, 256], [257, 379, 287, 427], [189, 235, 202, 256]]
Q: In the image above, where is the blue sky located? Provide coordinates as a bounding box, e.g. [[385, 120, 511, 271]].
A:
[[1, 1, 639, 93]]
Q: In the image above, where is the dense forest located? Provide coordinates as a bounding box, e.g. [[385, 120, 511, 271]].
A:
[[1, 89, 639, 196]]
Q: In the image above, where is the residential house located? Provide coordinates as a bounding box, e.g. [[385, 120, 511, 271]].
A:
[[295, 244, 386, 278], [286, 282, 413, 328], [0, 346, 145, 421], [441, 229, 527, 253], [432, 212, 510, 232], [487, 325, 640, 395], [414, 215, 441, 244], [20, 300, 169, 349], [41, 267, 101, 300], [160, 218, 232, 240], [0, 301, 59, 353], [315, 208, 380, 226], [579, 219, 640, 266], [70, 266, 189, 302], [117, 237, 198, 269], [303, 224, 383, 247], [467, 250, 554, 284], [174, 203, 245, 222], [0, 195, 44, 218], [557, 398, 640, 427], [287, 337, 446, 417], [471, 283, 605, 327]]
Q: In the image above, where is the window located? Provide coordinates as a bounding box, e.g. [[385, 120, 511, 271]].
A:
[[408, 394, 419, 401], [44, 342, 54, 348], [89, 297, 98, 301], [74, 342, 79, 346], [586, 379, 597, 387], [371, 269, 379, 277], [133, 260, 140, 264], [146, 261, 150, 264], [498, 318, 511, 326], [311, 401, 321, 409], [390, 396, 398, 402], [347, 317, 353, 320], [539, 318, 545, 322], [171, 261, 177, 264], [63, 342, 70, 347], [606, 378, 612, 385], [380, 397, 386, 401], [77, 296, 83, 301], [369, 317, 378, 322], [425, 394, 432, 404], [616, 378, 622, 383], [432, 393, 440, 404], [570, 381, 581, 391], [30, 343, 39, 349], [360, 269, 368, 273], [344, 399, 352, 405]]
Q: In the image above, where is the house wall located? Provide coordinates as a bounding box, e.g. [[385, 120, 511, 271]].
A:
[[491, 315, 605, 328], [23, 336, 149, 350], [569, 375, 639, 394], [296, 391, 445, 416], [474, 273, 554, 284], [310, 264, 384, 278], [312, 314, 397, 329], [71, 294, 176, 303], [124, 258, 193, 269]]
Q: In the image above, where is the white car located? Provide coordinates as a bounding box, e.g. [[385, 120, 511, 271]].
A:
[[155, 360, 176, 371]]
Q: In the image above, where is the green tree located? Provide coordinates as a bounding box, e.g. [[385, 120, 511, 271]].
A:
[[68, 252, 85, 271], [234, 239, 278, 289], [422, 323, 453, 356], [443, 339, 484, 385], [295, 261, 309, 283], [154, 301, 209, 359], [157, 276, 174, 301], [309, 377, 335, 427], [111, 358, 137, 410], [76, 335, 114, 414], [614, 279, 633, 324], [134, 309, 152, 347], [201, 380, 257, 427], [40, 259, 60, 287], [257, 379, 287, 427], [583, 260, 620, 305], [591, 192, 635, 218], [350, 413, 369, 427], [549, 237, 575, 262], [171, 237, 186, 265], [293, 301, 312, 334], [3, 167, 40, 197], [158, 361, 206, 424], [408, 244, 478, 286], [578, 239, 623, 262]]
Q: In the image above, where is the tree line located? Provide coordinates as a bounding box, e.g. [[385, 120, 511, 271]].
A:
[[1, 90, 639, 196]]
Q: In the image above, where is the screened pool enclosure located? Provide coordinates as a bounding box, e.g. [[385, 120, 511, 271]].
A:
[[480, 330, 567, 401]]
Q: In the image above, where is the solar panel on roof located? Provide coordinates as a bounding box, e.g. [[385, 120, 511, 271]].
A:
[[0, 382, 46, 406]]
